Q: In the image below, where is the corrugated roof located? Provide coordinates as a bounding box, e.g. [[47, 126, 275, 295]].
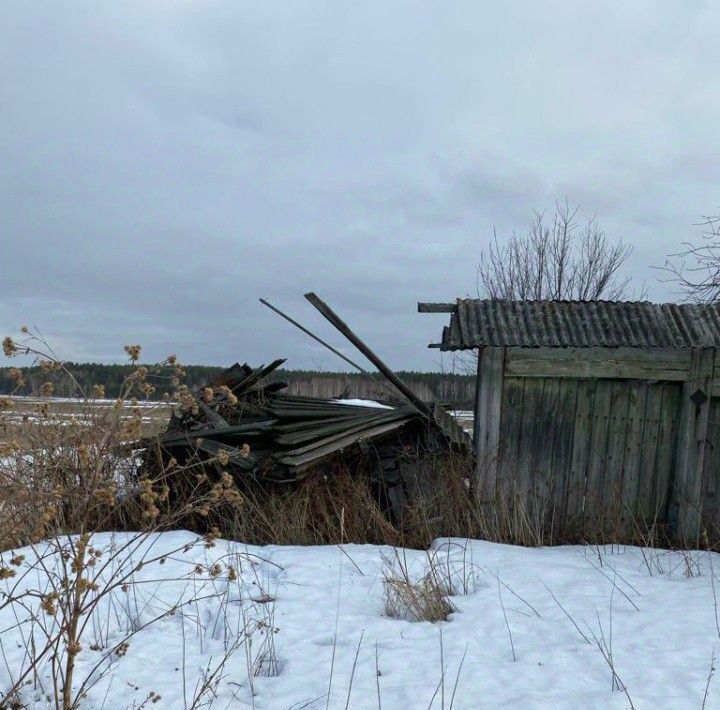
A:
[[421, 300, 720, 350]]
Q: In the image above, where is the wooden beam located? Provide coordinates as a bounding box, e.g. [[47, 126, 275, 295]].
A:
[[259, 298, 396, 399], [505, 347, 691, 381], [673, 347, 716, 542], [417, 302, 456, 313], [304, 292, 431, 418], [473, 346, 505, 501]]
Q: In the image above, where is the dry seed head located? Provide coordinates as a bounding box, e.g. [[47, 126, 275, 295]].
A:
[[78, 444, 90, 466], [202, 386, 214, 403], [92, 384, 105, 398], [77, 577, 99, 593], [2, 336, 17, 357], [203, 527, 220, 548], [223, 488, 243, 505], [41, 593, 58, 616], [142, 504, 160, 520], [217, 385, 238, 405], [40, 381, 54, 397], [0, 440, 19, 456], [8, 367, 24, 385], [124, 344, 142, 362]]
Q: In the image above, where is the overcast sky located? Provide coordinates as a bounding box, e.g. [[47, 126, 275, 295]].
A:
[[3, 1, 720, 370]]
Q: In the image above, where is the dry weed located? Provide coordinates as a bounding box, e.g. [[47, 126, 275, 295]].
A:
[[0, 331, 248, 709]]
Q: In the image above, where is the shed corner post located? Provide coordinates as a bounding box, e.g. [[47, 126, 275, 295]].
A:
[[674, 346, 716, 543], [473, 346, 506, 502]]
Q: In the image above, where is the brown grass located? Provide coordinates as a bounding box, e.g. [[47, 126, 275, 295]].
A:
[[0, 333, 251, 709], [204, 450, 720, 552]]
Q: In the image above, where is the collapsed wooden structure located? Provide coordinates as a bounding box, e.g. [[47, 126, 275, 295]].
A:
[[148, 294, 470, 520], [420, 299, 720, 540], [155, 357, 426, 480]]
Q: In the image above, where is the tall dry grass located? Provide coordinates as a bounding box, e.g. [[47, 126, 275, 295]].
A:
[[0, 332, 252, 709], [214, 450, 710, 552]]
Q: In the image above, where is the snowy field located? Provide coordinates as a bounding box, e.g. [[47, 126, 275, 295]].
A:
[[2, 532, 719, 709]]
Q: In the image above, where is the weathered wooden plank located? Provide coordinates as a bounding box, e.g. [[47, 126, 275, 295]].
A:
[[277, 419, 413, 468], [674, 348, 716, 542], [584, 380, 613, 529], [702, 398, 720, 531], [505, 347, 691, 381], [513, 378, 547, 518], [417, 302, 457, 313], [545, 379, 579, 534], [473, 346, 506, 500], [602, 381, 631, 528], [619, 381, 649, 534], [565, 379, 597, 527], [496, 376, 525, 509], [507, 347, 691, 366], [304, 292, 431, 417], [532, 378, 561, 519], [633, 383, 664, 522], [652, 383, 682, 525]]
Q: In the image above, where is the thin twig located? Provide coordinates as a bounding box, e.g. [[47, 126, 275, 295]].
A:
[[344, 630, 365, 710], [497, 576, 516, 662]]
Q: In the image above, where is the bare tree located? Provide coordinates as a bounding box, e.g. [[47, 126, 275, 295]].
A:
[[477, 201, 635, 301], [664, 214, 720, 303]]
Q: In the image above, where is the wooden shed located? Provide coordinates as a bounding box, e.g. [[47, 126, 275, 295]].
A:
[[419, 299, 720, 540]]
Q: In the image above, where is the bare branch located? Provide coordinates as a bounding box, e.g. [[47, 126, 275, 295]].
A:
[[663, 214, 720, 303], [477, 202, 635, 301]]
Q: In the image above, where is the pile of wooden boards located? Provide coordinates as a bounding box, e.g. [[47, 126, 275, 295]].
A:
[[145, 293, 472, 486], [151, 358, 428, 482]]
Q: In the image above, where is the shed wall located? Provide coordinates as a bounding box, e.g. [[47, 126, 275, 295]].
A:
[[474, 346, 720, 539]]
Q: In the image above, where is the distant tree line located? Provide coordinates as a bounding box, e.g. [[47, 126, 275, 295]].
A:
[[0, 363, 475, 406]]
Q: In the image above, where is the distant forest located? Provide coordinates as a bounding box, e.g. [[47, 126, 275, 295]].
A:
[[0, 362, 475, 406]]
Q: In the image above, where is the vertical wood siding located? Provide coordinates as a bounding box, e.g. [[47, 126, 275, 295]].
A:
[[494, 376, 684, 536]]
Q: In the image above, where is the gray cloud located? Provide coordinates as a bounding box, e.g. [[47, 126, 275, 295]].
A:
[[3, 1, 720, 370]]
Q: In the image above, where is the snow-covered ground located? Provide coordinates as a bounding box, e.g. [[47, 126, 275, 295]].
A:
[[2, 533, 718, 709]]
